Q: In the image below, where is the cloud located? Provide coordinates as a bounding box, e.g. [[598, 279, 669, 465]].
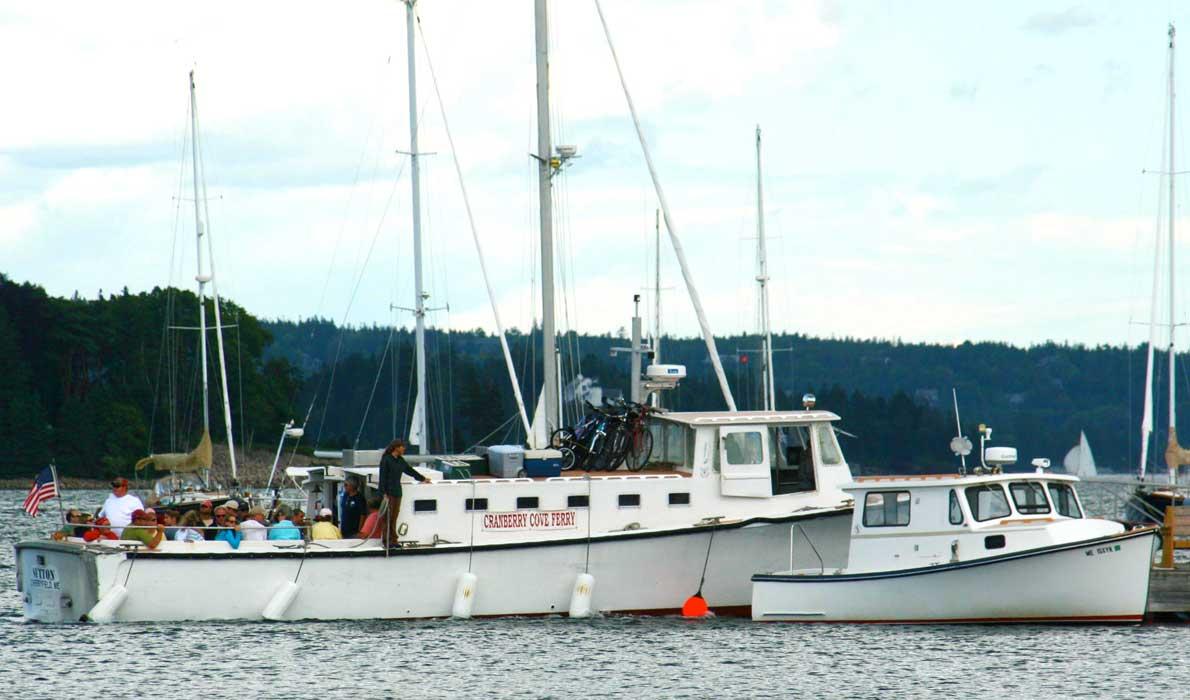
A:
[[1021, 8, 1097, 35]]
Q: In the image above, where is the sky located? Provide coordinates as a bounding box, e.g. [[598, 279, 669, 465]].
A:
[[4, 1, 1190, 348]]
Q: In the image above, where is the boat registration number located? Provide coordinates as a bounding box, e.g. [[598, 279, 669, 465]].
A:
[[1085, 544, 1121, 557], [483, 510, 578, 531], [30, 566, 62, 591]]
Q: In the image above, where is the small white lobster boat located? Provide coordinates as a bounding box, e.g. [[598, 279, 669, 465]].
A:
[[752, 457, 1157, 624]]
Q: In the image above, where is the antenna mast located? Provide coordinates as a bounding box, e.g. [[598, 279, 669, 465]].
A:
[[1169, 23, 1179, 486], [756, 126, 775, 411]]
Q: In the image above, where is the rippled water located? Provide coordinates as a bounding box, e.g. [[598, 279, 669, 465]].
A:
[[1, 489, 1187, 698]]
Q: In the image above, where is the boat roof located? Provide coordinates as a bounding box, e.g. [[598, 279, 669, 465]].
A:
[[845, 471, 1079, 491], [656, 410, 840, 426]]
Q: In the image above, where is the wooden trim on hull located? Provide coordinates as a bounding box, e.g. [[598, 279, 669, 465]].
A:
[[756, 614, 1145, 625], [22, 507, 850, 562]]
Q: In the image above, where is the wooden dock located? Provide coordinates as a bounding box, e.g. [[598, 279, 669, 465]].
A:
[[1149, 565, 1190, 617]]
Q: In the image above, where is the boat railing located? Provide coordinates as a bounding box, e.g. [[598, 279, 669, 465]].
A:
[[789, 523, 824, 575]]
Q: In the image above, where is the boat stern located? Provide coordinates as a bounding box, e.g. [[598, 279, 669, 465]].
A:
[[15, 540, 100, 623]]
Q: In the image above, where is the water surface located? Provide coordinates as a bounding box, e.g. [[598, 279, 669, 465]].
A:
[[1, 489, 1185, 698]]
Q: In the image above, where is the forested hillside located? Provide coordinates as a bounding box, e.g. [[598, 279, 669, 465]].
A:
[[0, 276, 299, 479], [1, 275, 1175, 479]]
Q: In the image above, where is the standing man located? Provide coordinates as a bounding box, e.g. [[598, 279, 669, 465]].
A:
[[340, 478, 367, 538], [377, 438, 428, 546], [98, 477, 144, 537]]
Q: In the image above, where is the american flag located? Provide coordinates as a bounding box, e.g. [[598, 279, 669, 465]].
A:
[[22, 466, 58, 516]]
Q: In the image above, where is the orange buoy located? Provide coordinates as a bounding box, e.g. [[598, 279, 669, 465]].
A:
[[681, 594, 708, 618]]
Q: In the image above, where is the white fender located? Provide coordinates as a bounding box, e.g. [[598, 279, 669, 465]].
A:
[[87, 584, 129, 623], [262, 581, 301, 621], [451, 572, 478, 619], [568, 572, 595, 618]]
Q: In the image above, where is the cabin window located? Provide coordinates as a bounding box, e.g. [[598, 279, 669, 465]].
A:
[[464, 498, 488, 512], [1009, 481, 1051, 515], [1047, 483, 1082, 518], [568, 495, 589, 508], [618, 494, 641, 508], [724, 430, 764, 465], [965, 484, 1010, 522], [651, 422, 691, 468], [413, 499, 437, 513], [948, 490, 964, 525], [862, 491, 911, 527], [813, 423, 843, 465], [984, 534, 1006, 550], [771, 426, 816, 495], [516, 496, 539, 510], [668, 492, 691, 506]]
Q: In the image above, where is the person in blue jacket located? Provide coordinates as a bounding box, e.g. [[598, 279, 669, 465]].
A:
[[215, 514, 243, 549]]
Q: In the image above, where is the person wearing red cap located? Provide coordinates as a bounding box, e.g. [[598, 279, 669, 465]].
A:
[[98, 477, 144, 537], [119, 509, 165, 549], [83, 517, 119, 542]]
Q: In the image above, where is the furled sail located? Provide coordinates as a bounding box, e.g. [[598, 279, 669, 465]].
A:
[[529, 389, 548, 450], [1165, 427, 1190, 480], [134, 428, 213, 473], [1062, 431, 1097, 477], [408, 392, 424, 448]]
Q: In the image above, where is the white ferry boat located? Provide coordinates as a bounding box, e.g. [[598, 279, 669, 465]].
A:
[[17, 409, 854, 623], [751, 463, 1157, 624]]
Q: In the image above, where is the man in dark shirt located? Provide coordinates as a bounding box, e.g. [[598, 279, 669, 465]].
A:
[[377, 438, 429, 546], [340, 478, 367, 538]]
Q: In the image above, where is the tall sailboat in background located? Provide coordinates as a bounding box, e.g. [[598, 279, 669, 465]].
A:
[[133, 70, 238, 504], [1140, 24, 1190, 486]]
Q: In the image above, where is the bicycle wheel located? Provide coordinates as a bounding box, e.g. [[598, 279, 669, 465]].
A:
[[605, 425, 631, 470], [625, 429, 653, 471], [560, 447, 577, 471], [550, 428, 574, 449]]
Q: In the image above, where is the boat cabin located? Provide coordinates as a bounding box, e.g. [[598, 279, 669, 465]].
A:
[[291, 410, 855, 546], [836, 471, 1120, 574]]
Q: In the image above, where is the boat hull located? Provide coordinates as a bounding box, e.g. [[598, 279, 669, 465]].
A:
[[17, 509, 850, 623], [751, 528, 1156, 623]]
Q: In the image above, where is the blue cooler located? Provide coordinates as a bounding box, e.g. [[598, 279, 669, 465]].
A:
[[523, 449, 563, 478]]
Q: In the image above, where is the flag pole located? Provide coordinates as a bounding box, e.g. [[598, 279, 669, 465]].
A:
[[49, 461, 66, 527]]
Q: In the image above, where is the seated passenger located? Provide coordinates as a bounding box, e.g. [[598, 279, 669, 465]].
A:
[[83, 516, 119, 542], [52, 509, 89, 540], [161, 509, 181, 540], [358, 497, 383, 539], [240, 507, 269, 541], [174, 510, 206, 542], [310, 508, 342, 540], [120, 509, 166, 550], [268, 507, 302, 541], [197, 500, 216, 529], [215, 514, 242, 549]]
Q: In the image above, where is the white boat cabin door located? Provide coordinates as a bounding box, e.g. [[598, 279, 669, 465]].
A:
[[719, 425, 773, 498]]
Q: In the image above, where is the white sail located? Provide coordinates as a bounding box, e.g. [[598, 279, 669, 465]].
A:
[[408, 391, 424, 448], [1063, 431, 1097, 477], [528, 389, 549, 450]]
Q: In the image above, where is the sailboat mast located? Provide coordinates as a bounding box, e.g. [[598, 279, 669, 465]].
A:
[[654, 208, 661, 365], [189, 70, 237, 481], [1170, 23, 1179, 485], [406, 0, 429, 454], [188, 71, 210, 436], [536, 0, 559, 432], [756, 126, 775, 411]]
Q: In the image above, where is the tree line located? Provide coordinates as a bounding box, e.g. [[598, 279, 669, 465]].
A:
[[1, 275, 1177, 479]]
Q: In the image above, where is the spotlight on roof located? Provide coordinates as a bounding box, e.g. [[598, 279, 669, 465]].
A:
[[802, 393, 816, 410]]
